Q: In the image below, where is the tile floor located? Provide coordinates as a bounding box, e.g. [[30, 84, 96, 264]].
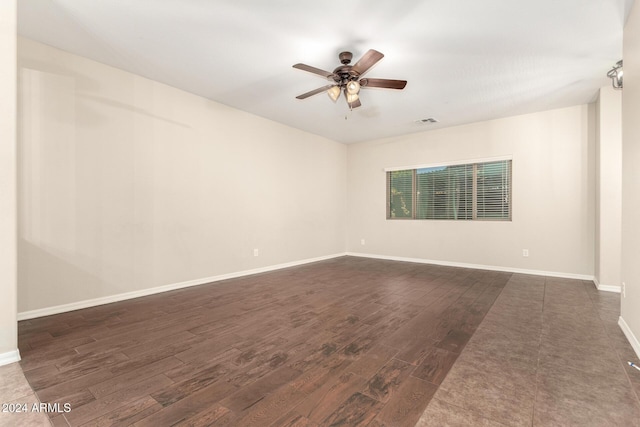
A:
[[0, 362, 50, 426], [416, 274, 640, 426]]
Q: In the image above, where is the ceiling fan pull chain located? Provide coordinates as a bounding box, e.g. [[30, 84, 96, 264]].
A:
[[345, 104, 354, 120]]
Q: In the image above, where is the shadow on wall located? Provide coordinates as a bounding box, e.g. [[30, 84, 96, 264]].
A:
[[18, 239, 111, 314], [19, 66, 193, 129], [77, 94, 192, 129]]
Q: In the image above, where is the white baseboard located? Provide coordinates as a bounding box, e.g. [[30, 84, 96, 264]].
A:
[[346, 252, 595, 281], [0, 350, 21, 367], [619, 316, 640, 360], [17, 252, 348, 321], [593, 277, 622, 293], [17, 251, 603, 321]]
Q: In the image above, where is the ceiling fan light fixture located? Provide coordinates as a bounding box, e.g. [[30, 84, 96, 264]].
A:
[[346, 91, 359, 104], [346, 80, 360, 95], [327, 85, 340, 102]]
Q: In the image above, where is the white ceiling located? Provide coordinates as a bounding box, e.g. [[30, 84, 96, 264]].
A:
[[17, 0, 633, 144]]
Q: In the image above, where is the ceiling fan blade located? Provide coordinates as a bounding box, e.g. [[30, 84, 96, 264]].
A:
[[360, 78, 407, 90], [296, 84, 336, 100], [351, 49, 384, 76], [292, 63, 335, 79]]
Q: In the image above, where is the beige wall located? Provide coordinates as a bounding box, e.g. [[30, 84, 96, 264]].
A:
[[0, 1, 18, 360], [346, 105, 596, 277], [622, 0, 640, 354], [595, 86, 622, 290], [17, 38, 347, 313]]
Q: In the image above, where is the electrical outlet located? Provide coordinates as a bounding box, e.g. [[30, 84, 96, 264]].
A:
[[522, 249, 529, 257], [253, 248, 259, 257], [361, 239, 365, 246], [623, 282, 626, 298]]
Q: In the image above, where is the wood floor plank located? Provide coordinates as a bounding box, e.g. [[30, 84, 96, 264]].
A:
[[295, 371, 368, 423], [346, 344, 398, 378], [55, 351, 130, 374], [288, 340, 348, 373], [164, 348, 239, 382], [87, 309, 199, 341], [435, 328, 472, 353], [75, 316, 209, 355], [368, 376, 438, 427], [119, 330, 201, 359], [24, 340, 96, 361], [321, 392, 384, 426], [220, 365, 302, 412], [151, 362, 233, 407], [27, 362, 113, 393], [46, 388, 96, 410], [271, 412, 320, 427], [173, 404, 236, 427], [229, 383, 309, 426], [49, 414, 70, 426], [289, 355, 351, 395], [65, 374, 173, 425], [378, 310, 440, 350], [133, 380, 237, 426], [173, 332, 243, 365], [79, 396, 162, 427], [410, 346, 459, 385], [361, 358, 413, 403], [89, 356, 184, 399], [394, 337, 439, 366], [225, 338, 295, 387], [34, 369, 113, 403]]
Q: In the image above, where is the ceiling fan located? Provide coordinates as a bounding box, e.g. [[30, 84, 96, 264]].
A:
[[293, 49, 407, 109]]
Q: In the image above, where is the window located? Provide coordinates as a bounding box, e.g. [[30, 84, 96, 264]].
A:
[[387, 159, 511, 221]]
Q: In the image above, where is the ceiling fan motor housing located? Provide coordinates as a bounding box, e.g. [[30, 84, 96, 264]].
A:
[[339, 51, 353, 64], [332, 52, 360, 85]]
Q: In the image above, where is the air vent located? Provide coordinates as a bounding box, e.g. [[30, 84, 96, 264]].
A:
[[416, 117, 439, 124]]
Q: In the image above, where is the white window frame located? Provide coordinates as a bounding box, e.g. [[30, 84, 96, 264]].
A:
[[386, 156, 512, 221]]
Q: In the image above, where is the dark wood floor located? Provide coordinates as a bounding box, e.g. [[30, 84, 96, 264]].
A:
[[18, 256, 511, 426]]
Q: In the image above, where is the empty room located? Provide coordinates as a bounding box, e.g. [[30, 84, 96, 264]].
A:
[[2, 0, 640, 426]]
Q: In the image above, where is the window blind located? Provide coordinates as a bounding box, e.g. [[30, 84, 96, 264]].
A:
[[476, 160, 511, 220], [416, 164, 473, 220], [388, 170, 414, 218]]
